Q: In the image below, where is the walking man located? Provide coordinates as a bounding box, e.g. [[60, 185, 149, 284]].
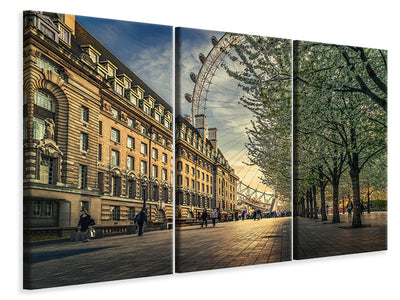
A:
[[201, 208, 208, 228], [211, 208, 218, 227], [347, 201, 353, 220], [135, 208, 148, 236]]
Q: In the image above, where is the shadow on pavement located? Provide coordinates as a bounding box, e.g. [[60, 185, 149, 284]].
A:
[[177, 226, 224, 232], [25, 246, 118, 264]]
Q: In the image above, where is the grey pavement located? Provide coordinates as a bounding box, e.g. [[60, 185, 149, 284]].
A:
[[24, 229, 172, 289], [294, 212, 387, 260], [176, 217, 291, 273]]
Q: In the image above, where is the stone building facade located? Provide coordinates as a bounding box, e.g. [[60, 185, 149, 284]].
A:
[[175, 114, 238, 221], [23, 11, 173, 234]]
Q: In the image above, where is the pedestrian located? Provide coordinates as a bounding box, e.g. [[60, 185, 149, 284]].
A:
[[201, 208, 208, 227], [347, 201, 353, 220], [135, 208, 148, 236], [242, 210, 246, 221], [211, 208, 218, 227], [78, 210, 95, 242]]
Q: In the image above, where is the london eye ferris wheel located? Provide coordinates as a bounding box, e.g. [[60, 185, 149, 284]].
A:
[[178, 29, 287, 212]]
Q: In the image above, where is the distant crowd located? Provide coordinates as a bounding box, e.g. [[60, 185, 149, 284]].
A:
[[197, 210, 291, 223]]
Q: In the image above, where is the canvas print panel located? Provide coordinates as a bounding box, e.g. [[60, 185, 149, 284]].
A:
[[175, 28, 292, 272], [23, 11, 173, 289], [293, 40, 387, 259]]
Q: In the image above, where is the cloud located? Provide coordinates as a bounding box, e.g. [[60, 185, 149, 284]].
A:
[[126, 41, 173, 105]]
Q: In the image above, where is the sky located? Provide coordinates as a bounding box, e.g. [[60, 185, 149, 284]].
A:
[[76, 15, 173, 106], [177, 27, 272, 196]]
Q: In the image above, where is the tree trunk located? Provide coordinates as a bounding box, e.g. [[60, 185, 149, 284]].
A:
[[367, 186, 371, 214], [350, 153, 362, 227], [320, 182, 327, 221], [305, 194, 309, 218], [332, 179, 341, 223], [313, 185, 318, 219], [308, 188, 314, 218]]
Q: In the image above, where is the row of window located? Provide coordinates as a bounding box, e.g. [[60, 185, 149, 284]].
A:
[[108, 127, 169, 160], [78, 166, 170, 202], [79, 164, 168, 192], [99, 118, 170, 148], [177, 129, 214, 158], [176, 175, 213, 194], [106, 176, 169, 202], [109, 100, 171, 130], [109, 206, 137, 221], [176, 192, 216, 209], [177, 148, 214, 173], [177, 161, 213, 182]]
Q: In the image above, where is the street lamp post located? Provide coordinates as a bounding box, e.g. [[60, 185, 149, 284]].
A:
[[142, 183, 148, 209]]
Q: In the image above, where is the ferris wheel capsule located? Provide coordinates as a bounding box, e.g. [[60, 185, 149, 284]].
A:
[[184, 93, 193, 103], [211, 36, 218, 46], [199, 53, 206, 64], [190, 72, 197, 83]]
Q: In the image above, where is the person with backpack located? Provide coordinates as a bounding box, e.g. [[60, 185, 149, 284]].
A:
[[135, 208, 148, 236]]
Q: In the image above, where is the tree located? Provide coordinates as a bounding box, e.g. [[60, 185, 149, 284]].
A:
[[294, 41, 387, 227], [222, 34, 292, 202], [295, 43, 387, 112]]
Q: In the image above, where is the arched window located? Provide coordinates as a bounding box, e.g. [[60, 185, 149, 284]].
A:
[[111, 175, 121, 197], [127, 178, 136, 199], [152, 183, 159, 202], [162, 186, 169, 203]]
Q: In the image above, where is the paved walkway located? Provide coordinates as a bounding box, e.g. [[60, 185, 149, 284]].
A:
[[176, 217, 291, 273], [24, 230, 172, 289], [294, 212, 387, 260]]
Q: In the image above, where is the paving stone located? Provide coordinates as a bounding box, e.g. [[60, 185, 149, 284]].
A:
[[294, 212, 387, 260], [176, 217, 291, 273], [24, 230, 173, 289]]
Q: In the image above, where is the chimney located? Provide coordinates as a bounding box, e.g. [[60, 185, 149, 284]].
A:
[[64, 14, 75, 35], [208, 128, 217, 149], [194, 114, 206, 140]]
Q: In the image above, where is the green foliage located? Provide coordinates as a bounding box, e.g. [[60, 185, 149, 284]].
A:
[[294, 41, 387, 220], [222, 35, 292, 201]]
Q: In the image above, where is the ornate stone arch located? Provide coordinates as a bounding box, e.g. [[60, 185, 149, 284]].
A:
[[154, 207, 166, 222], [25, 64, 69, 149], [110, 167, 122, 177], [126, 171, 138, 199], [126, 170, 137, 180], [109, 167, 123, 197], [24, 67, 70, 183]]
